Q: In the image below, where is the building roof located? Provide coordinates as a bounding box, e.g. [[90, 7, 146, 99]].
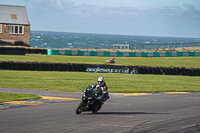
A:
[[0, 5, 30, 25]]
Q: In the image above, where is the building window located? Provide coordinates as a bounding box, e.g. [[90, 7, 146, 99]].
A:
[[10, 25, 24, 34], [0, 24, 2, 33]]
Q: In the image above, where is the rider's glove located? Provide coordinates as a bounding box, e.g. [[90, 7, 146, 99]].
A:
[[87, 88, 93, 91], [97, 96, 102, 100]]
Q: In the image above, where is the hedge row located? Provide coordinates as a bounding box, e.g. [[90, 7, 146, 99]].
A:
[[0, 61, 85, 72], [136, 66, 200, 76], [0, 47, 47, 55], [25, 48, 47, 54], [0, 61, 199, 76], [0, 47, 26, 55]]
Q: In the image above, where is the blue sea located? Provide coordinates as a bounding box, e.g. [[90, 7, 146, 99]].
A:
[[30, 31, 200, 50]]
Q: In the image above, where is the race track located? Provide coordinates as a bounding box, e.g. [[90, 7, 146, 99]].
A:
[[0, 87, 200, 133]]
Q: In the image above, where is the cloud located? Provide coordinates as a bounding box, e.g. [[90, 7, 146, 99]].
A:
[[30, 0, 199, 21], [27, 0, 200, 37]]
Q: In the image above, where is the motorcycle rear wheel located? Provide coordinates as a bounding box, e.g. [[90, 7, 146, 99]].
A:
[[75, 101, 83, 114]]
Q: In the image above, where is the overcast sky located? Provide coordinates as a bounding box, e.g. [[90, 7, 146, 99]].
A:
[[1, 0, 200, 38]]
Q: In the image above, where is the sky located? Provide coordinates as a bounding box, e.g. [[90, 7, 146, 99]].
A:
[[0, 0, 200, 38]]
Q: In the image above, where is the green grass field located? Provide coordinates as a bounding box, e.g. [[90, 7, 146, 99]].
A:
[[1, 70, 200, 93], [0, 54, 200, 68], [0, 54, 200, 102]]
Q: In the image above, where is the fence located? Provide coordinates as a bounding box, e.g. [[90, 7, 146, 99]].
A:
[[47, 49, 200, 57], [113, 42, 200, 50]]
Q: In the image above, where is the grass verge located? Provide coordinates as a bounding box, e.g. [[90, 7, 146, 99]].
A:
[[0, 70, 200, 93], [0, 92, 41, 103], [0, 54, 200, 68]]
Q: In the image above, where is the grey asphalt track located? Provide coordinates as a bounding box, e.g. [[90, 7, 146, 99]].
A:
[[0, 87, 200, 133]]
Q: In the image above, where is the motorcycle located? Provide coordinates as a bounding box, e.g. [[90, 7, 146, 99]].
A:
[[75, 85, 103, 114]]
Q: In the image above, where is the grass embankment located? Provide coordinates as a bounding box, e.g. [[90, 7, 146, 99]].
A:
[[0, 54, 200, 102], [0, 54, 200, 68]]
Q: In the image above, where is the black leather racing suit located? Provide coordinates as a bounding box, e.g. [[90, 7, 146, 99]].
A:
[[92, 82, 109, 102]]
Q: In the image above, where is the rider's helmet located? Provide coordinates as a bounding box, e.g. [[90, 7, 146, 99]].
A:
[[98, 77, 104, 85]]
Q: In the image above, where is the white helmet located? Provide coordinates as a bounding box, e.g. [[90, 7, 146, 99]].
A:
[[98, 77, 104, 85]]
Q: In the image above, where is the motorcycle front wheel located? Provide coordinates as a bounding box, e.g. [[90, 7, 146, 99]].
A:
[[75, 101, 83, 114]]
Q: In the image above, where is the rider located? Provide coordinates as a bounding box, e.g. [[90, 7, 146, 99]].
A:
[[91, 77, 109, 102]]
